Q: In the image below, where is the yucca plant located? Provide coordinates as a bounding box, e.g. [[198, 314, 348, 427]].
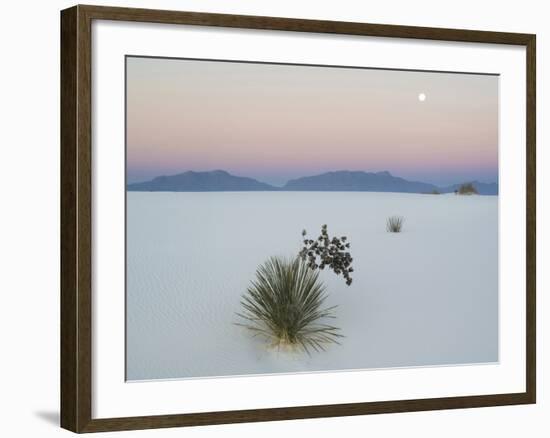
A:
[[386, 216, 404, 233], [237, 257, 342, 353]]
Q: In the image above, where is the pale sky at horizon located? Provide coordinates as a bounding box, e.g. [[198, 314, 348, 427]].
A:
[[126, 56, 498, 187]]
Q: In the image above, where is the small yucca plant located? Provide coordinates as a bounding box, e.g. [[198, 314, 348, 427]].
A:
[[237, 257, 342, 353], [386, 216, 404, 233]]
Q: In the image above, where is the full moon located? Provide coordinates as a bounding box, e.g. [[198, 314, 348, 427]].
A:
[[418, 93, 427, 102]]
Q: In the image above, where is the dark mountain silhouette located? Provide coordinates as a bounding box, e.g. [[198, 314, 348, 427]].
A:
[[126, 170, 276, 192], [438, 181, 498, 195], [127, 170, 498, 195], [283, 171, 438, 193]]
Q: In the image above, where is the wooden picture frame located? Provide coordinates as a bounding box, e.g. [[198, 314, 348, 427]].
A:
[[61, 4, 536, 433]]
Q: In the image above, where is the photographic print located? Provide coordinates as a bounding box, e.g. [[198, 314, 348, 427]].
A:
[[125, 56, 499, 381]]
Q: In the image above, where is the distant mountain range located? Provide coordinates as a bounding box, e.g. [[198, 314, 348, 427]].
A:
[[127, 170, 498, 195], [283, 171, 435, 193], [127, 170, 276, 192]]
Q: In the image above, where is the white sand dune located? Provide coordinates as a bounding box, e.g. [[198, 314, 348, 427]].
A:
[[126, 192, 498, 381]]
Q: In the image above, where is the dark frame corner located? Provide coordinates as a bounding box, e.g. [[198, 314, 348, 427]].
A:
[[61, 4, 536, 433]]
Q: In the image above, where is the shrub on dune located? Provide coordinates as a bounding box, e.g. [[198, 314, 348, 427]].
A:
[[457, 183, 478, 195], [237, 256, 342, 353], [386, 216, 404, 233]]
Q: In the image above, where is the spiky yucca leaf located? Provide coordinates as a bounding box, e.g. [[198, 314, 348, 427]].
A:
[[236, 257, 342, 353]]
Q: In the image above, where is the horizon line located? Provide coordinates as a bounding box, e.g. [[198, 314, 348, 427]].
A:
[[126, 168, 499, 188]]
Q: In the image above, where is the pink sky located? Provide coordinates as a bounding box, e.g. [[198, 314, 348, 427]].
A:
[[126, 56, 498, 186]]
